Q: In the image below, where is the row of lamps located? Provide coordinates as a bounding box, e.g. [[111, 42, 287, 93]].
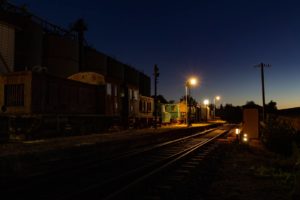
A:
[[185, 77, 221, 127]]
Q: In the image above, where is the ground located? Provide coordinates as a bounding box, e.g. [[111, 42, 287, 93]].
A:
[[202, 135, 299, 200], [1, 123, 299, 199]]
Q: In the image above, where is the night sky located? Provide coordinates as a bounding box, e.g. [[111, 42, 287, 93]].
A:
[[11, 0, 300, 109]]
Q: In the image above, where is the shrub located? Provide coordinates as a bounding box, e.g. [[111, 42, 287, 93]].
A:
[[261, 116, 297, 155]]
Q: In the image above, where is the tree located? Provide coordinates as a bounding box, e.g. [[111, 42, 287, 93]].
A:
[[180, 95, 197, 106], [243, 101, 262, 109], [265, 100, 277, 113], [220, 104, 224, 110], [219, 104, 242, 123], [151, 94, 168, 104], [245, 101, 256, 107]]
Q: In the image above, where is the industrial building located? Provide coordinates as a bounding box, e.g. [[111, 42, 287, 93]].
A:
[[0, 1, 153, 138]]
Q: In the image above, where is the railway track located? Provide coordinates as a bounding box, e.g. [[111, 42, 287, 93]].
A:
[[1, 125, 233, 199]]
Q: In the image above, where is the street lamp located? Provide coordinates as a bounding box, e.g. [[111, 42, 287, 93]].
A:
[[235, 128, 240, 142], [203, 99, 209, 122], [213, 96, 220, 120], [185, 77, 197, 127]]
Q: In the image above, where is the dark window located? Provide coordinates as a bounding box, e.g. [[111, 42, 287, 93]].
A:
[[4, 84, 25, 106], [143, 101, 146, 112], [147, 102, 152, 112]]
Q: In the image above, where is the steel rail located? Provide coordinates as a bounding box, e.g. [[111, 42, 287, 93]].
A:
[[102, 129, 226, 200], [1, 128, 217, 198], [54, 128, 218, 200]]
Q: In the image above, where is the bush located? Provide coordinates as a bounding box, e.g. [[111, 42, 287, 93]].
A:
[[261, 116, 297, 155]]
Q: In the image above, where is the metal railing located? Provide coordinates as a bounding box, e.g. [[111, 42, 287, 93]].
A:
[[0, 1, 77, 40]]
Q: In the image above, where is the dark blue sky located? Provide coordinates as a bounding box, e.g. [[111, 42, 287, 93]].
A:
[[11, 0, 300, 108]]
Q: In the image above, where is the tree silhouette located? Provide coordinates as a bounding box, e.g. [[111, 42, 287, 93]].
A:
[[243, 101, 261, 109], [265, 100, 277, 113], [180, 95, 197, 106], [152, 94, 168, 104], [168, 100, 175, 104], [218, 104, 242, 123]]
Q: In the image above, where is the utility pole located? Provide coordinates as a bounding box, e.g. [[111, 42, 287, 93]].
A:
[[255, 62, 271, 121], [154, 64, 159, 129]]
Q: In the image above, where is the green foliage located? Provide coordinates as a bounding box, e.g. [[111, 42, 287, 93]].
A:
[[261, 116, 297, 155], [252, 165, 295, 186]]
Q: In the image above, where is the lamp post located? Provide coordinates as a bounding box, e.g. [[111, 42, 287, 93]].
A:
[[235, 128, 240, 142], [203, 99, 209, 122], [185, 77, 197, 127], [213, 96, 220, 120]]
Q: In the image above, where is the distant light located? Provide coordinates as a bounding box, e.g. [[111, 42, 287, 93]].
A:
[[242, 133, 248, 142], [215, 96, 220, 101], [235, 128, 240, 135], [188, 77, 197, 86], [203, 99, 209, 105]]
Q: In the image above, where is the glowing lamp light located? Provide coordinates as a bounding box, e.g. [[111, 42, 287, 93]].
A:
[[215, 96, 220, 101], [185, 76, 198, 127], [188, 77, 197, 86], [203, 99, 209, 105], [235, 128, 240, 135], [242, 133, 248, 143]]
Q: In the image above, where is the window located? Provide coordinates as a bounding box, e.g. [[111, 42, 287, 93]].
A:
[[171, 105, 176, 112], [147, 102, 152, 112], [106, 83, 111, 95], [4, 84, 24, 106], [143, 101, 146, 112]]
